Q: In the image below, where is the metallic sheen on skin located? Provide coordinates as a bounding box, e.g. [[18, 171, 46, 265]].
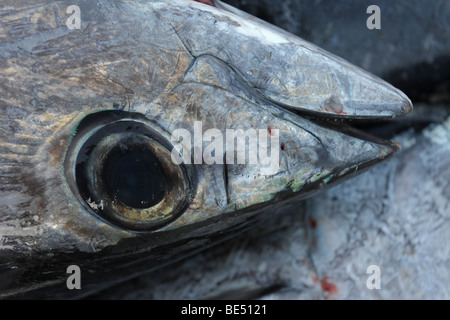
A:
[[0, 0, 411, 298]]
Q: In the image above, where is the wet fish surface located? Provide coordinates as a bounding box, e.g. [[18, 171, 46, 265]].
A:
[[0, 0, 415, 298], [92, 116, 450, 299], [92, 0, 450, 300]]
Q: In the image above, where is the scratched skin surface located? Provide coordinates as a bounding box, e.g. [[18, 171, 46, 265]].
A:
[[0, 0, 413, 298], [91, 114, 450, 300], [223, 0, 450, 104], [90, 0, 450, 299]]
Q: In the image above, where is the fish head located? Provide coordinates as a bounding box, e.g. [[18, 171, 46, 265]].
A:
[[0, 0, 411, 297]]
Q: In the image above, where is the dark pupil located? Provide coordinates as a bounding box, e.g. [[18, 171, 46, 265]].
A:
[[103, 147, 166, 209]]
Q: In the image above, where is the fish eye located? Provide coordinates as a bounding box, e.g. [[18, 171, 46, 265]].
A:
[[64, 111, 195, 232]]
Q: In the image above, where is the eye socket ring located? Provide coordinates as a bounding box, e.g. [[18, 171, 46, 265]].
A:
[[64, 111, 195, 232]]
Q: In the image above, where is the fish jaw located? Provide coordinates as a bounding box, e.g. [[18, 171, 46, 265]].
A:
[[155, 53, 402, 231], [0, 0, 413, 298], [163, 0, 413, 119]]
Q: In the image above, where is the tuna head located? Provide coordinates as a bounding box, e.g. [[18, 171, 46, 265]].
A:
[[0, 0, 411, 297]]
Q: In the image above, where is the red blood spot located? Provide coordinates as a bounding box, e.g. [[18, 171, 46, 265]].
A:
[[267, 125, 272, 136], [324, 96, 347, 115], [312, 275, 319, 284], [193, 0, 216, 7], [189, 201, 202, 210], [280, 142, 286, 151], [308, 216, 317, 229], [320, 276, 338, 298]]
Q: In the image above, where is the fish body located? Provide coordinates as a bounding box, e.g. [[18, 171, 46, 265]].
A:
[[0, 0, 411, 298]]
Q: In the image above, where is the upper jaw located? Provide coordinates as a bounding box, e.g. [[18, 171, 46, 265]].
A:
[[241, 18, 414, 120], [187, 0, 413, 120], [165, 0, 413, 195]]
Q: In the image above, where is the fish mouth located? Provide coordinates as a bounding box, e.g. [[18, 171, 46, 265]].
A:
[[267, 93, 413, 196], [289, 109, 404, 150], [167, 0, 414, 173], [259, 70, 413, 161], [187, 0, 414, 156]]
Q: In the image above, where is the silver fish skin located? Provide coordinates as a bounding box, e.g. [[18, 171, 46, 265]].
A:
[[92, 115, 450, 300], [0, 0, 410, 298]]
